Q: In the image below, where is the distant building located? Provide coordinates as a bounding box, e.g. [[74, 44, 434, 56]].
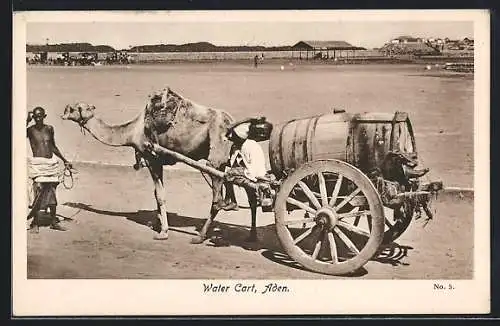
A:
[[381, 35, 473, 56], [391, 36, 423, 44], [291, 40, 365, 60]]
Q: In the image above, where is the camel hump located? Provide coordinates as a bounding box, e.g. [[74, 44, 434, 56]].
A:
[[144, 87, 191, 133]]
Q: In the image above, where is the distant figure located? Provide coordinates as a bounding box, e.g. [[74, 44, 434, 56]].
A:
[[254, 55, 259, 68], [26, 107, 72, 232]]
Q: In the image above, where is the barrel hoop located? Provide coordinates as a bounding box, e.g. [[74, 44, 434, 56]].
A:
[[304, 116, 315, 162], [277, 122, 286, 173], [291, 120, 299, 169], [307, 116, 321, 162], [354, 119, 398, 124], [347, 119, 355, 164], [406, 118, 417, 152]]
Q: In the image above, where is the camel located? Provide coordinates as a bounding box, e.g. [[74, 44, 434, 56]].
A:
[[61, 87, 240, 243]]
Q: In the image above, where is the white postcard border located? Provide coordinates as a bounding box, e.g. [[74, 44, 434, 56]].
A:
[[12, 10, 491, 316]]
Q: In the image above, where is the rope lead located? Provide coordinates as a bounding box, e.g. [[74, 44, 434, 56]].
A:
[[62, 166, 78, 189]]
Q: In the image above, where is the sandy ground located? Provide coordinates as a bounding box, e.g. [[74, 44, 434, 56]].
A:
[[27, 162, 474, 279], [25, 63, 475, 279]]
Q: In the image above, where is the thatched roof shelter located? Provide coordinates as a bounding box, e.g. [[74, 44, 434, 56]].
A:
[[292, 40, 364, 51], [290, 40, 365, 60]]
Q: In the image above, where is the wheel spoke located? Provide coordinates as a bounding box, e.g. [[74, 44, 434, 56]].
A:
[[367, 215, 372, 231], [311, 237, 322, 260], [284, 216, 316, 226], [348, 206, 360, 225], [317, 172, 328, 207], [338, 221, 371, 237], [334, 226, 360, 255], [385, 218, 394, 229], [329, 175, 343, 207], [297, 180, 321, 210], [286, 197, 317, 215], [327, 231, 338, 263], [337, 209, 370, 220], [293, 226, 315, 244], [334, 188, 362, 211]]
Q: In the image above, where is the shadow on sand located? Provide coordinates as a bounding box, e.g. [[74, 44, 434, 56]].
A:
[[63, 201, 413, 277], [375, 242, 414, 266], [62, 201, 282, 252]]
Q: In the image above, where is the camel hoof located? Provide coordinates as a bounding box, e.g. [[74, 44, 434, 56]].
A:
[[154, 231, 169, 240], [190, 236, 206, 244]]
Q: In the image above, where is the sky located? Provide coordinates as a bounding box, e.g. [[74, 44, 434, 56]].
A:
[[26, 21, 474, 50]]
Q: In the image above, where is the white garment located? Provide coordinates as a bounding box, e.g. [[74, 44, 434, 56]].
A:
[[233, 123, 250, 139], [27, 155, 62, 206], [230, 139, 267, 181], [27, 156, 63, 182]]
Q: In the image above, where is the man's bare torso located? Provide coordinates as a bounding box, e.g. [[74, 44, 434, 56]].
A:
[[27, 124, 54, 158]]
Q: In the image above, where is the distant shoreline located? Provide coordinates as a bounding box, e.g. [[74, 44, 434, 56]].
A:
[[27, 55, 474, 66]]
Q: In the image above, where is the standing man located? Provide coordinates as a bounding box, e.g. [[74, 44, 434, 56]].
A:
[[26, 107, 71, 232], [254, 55, 259, 68]]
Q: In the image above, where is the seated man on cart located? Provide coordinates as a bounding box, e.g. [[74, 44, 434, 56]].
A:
[[220, 121, 272, 242], [222, 122, 268, 211], [26, 107, 72, 232]]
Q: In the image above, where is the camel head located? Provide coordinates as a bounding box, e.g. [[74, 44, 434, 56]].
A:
[[61, 102, 96, 125]]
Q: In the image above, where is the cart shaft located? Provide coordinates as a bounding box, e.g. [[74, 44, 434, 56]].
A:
[[150, 143, 226, 179]]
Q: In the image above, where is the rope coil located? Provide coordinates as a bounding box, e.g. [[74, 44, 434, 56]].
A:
[[62, 166, 78, 189]]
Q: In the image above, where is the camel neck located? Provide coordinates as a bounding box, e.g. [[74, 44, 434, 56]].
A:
[[84, 113, 143, 147]]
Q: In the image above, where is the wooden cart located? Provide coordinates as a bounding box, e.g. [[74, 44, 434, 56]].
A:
[[149, 110, 442, 276]]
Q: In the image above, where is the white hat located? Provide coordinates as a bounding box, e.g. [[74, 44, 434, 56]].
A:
[[232, 123, 250, 139]]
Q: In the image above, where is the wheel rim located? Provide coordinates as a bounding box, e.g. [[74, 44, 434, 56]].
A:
[[381, 205, 413, 244], [341, 205, 413, 245], [274, 160, 385, 276]]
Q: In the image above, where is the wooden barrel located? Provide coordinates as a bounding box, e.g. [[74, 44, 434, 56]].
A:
[[269, 111, 415, 177], [350, 113, 395, 174], [269, 112, 352, 177]]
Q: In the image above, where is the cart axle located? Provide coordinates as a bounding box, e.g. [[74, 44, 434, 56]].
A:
[[315, 207, 339, 230]]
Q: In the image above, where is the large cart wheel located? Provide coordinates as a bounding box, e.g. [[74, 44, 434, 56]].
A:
[[274, 159, 385, 276]]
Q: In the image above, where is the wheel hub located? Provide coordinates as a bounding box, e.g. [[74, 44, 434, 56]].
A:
[[315, 207, 338, 230]]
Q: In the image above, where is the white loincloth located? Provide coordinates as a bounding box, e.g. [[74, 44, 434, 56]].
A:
[[27, 156, 63, 183]]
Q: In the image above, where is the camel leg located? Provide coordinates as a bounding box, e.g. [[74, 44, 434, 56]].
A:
[[245, 188, 258, 242], [148, 162, 169, 240], [191, 175, 224, 244], [191, 111, 232, 244]]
